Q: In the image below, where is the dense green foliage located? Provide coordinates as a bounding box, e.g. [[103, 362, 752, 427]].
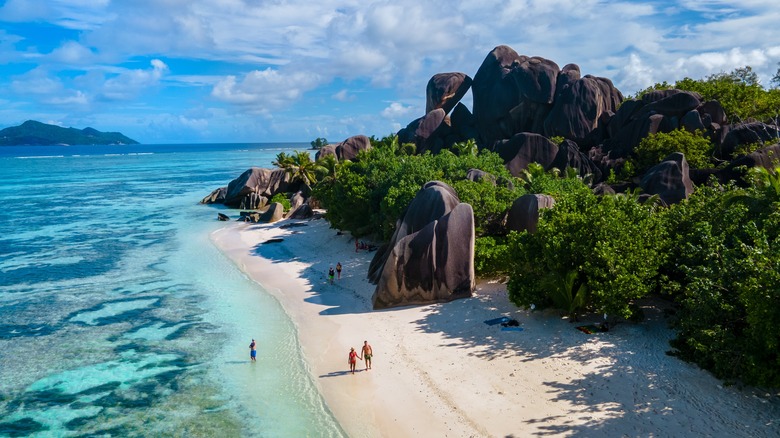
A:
[[635, 66, 780, 124], [657, 175, 780, 387], [270, 193, 292, 211], [632, 129, 714, 172], [307, 131, 780, 387], [506, 187, 665, 320], [273, 150, 323, 186], [313, 140, 519, 239]]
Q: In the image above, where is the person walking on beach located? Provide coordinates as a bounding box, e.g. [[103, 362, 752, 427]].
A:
[[336, 262, 342, 280], [348, 347, 359, 374], [361, 340, 373, 370], [249, 339, 257, 362], [328, 267, 335, 284]]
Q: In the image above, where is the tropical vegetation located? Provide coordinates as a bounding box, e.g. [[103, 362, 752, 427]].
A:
[[283, 66, 780, 387]]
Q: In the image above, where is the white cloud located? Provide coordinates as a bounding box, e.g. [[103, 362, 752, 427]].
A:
[[48, 41, 94, 64], [98, 59, 169, 101], [332, 89, 354, 102], [381, 102, 416, 120], [211, 68, 322, 112]]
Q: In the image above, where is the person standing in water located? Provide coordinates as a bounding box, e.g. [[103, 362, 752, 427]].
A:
[[361, 340, 373, 370], [328, 267, 335, 284], [249, 339, 257, 362], [348, 347, 359, 374], [336, 262, 342, 280]]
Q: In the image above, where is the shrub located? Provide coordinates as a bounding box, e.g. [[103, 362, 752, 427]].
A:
[[632, 129, 713, 172]]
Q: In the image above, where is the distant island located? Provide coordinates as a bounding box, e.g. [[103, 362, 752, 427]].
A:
[[0, 120, 139, 146]]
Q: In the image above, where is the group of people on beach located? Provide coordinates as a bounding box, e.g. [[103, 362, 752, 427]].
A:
[[348, 341, 373, 374], [328, 262, 342, 284]]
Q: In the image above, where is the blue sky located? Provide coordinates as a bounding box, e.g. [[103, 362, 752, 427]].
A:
[[1, 0, 779, 144]]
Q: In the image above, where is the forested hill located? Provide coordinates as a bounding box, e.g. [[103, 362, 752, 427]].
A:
[[0, 120, 139, 146]]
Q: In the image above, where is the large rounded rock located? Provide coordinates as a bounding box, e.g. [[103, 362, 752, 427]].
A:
[[506, 194, 556, 234], [544, 75, 622, 142], [259, 202, 285, 223], [414, 109, 449, 154], [368, 181, 461, 284], [224, 167, 293, 208], [512, 56, 559, 104], [372, 202, 475, 309], [639, 152, 694, 205], [719, 143, 780, 182], [426, 73, 472, 115], [201, 187, 227, 204], [336, 135, 371, 161], [472, 45, 525, 147], [315, 145, 338, 160], [494, 132, 559, 177], [718, 122, 779, 159]]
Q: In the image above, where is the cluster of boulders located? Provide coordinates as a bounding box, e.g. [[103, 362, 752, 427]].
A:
[[201, 135, 371, 223], [397, 44, 780, 206]]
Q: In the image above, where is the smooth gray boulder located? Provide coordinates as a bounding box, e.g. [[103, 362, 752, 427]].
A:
[[258, 202, 285, 223], [506, 194, 556, 234], [372, 202, 475, 309], [494, 132, 559, 177], [224, 167, 293, 208], [201, 187, 227, 204], [426, 72, 472, 115], [368, 181, 461, 284], [640, 152, 694, 205]]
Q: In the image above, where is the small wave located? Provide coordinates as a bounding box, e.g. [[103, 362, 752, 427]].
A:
[[128, 153, 154, 156], [15, 155, 65, 159]]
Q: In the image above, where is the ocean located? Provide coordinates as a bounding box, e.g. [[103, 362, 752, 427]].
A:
[[0, 144, 345, 437]]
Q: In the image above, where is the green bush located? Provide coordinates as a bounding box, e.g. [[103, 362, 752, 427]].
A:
[[507, 188, 665, 320], [632, 129, 713, 172], [269, 193, 291, 211]]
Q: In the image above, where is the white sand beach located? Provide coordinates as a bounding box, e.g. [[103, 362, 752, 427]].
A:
[[212, 217, 780, 437]]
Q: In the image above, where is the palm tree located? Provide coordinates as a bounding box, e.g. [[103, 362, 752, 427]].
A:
[[316, 154, 340, 184], [284, 150, 322, 187]]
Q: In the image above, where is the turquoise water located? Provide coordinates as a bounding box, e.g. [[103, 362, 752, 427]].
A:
[[0, 144, 345, 437]]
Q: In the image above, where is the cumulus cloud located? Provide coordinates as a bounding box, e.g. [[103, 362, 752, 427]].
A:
[[98, 59, 169, 101], [381, 102, 417, 120], [332, 89, 355, 102], [211, 68, 322, 113], [4, 0, 780, 141]]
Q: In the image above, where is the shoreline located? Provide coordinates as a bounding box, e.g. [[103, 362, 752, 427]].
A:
[[211, 218, 780, 437]]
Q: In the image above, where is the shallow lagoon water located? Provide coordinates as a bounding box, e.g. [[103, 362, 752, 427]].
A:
[[0, 144, 344, 437]]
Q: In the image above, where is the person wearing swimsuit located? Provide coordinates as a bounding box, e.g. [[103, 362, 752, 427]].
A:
[[348, 347, 359, 374], [361, 340, 373, 370]]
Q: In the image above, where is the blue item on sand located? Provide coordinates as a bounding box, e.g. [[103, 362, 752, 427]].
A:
[[484, 317, 510, 326], [501, 326, 524, 332]]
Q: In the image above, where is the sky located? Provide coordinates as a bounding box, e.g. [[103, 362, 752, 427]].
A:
[[1, 0, 779, 144]]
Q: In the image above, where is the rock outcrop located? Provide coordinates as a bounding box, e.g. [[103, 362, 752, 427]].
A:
[[315, 135, 372, 161], [259, 202, 285, 223], [369, 181, 475, 309], [201, 187, 227, 204], [494, 132, 559, 177], [639, 152, 694, 205], [426, 73, 472, 115], [372, 202, 475, 309], [223, 167, 294, 209], [505, 194, 556, 234]]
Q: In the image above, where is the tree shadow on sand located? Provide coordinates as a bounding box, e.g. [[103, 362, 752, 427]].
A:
[[249, 231, 375, 315], [412, 294, 780, 437]]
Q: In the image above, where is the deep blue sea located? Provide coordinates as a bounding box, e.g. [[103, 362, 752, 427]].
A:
[[0, 144, 345, 437]]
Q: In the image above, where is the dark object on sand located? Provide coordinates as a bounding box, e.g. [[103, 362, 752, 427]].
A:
[[280, 222, 308, 229], [484, 317, 510, 326], [501, 319, 520, 327], [576, 324, 608, 334], [262, 238, 284, 244], [217, 213, 230, 221]]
